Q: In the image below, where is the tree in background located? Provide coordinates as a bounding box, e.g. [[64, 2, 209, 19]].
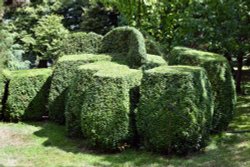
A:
[[80, 2, 119, 35], [33, 14, 68, 67], [172, 0, 250, 93]]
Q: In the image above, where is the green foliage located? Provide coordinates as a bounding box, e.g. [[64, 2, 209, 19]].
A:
[[137, 65, 213, 154], [4, 69, 52, 122], [0, 29, 30, 70], [172, 0, 250, 57], [48, 54, 111, 124], [169, 47, 237, 131], [0, 0, 3, 20], [100, 26, 147, 69], [142, 54, 167, 70], [4, 0, 66, 51], [65, 61, 142, 141], [33, 14, 69, 61], [80, 2, 119, 35], [70, 61, 142, 150], [61, 32, 103, 55]]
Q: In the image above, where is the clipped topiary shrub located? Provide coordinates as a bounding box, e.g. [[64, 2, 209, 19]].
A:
[[100, 26, 147, 69], [4, 69, 52, 122], [169, 47, 236, 131], [61, 32, 103, 55], [66, 61, 142, 150], [142, 54, 167, 70], [137, 65, 213, 154], [48, 54, 112, 124]]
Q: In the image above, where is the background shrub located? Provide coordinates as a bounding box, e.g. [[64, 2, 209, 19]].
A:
[[169, 47, 236, 131], [72, 61, 142, 151], [137, 65, 213, 154], [0, 29, 30, 70], [61, 32, 103, 55], [33, 14, 69, 62], [4, 69, 52, 122], [48, 54, 111, 124], [100, 26, 147, 69], [145, 37, 164, 56]]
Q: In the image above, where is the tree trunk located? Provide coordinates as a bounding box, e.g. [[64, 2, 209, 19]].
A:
[[236, 53, 243, 94], [37, 60, 48, 68]]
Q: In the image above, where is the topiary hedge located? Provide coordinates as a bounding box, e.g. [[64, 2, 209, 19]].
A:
[[169, 47, 236, 131], [142, 54, 167, 70], [48, 54, 112, 124], [4, 69, 52, 122], [61, 32, 103, 55], [66, 61, 142, 150], [100, 26, 147, 69], [137, 65, 213, 154]]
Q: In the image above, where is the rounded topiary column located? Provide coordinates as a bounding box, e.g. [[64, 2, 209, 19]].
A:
[[169, 47, 236, 131], [48, 54, 111, 124], [137, 65, 213, 154], [67, 61, 142, 151]]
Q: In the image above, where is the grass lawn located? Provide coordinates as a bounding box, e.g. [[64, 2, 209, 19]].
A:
[[0, 88, 250, 166]]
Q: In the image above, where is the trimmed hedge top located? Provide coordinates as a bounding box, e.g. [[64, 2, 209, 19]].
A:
[[4, 69, 52, 122], [79, 61, 142, 86], [169, 47, 227, 64], [137, 65, 213, 154], [49, 54, 112, 124], [100, 26, 147, 69], [4, 68, 52, 78], [61, 32, 103, 55], [58, 54, 111, 62], [169, 46, 236, 132]]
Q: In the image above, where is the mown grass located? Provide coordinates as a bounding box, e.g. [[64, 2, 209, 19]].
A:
[[0, 86, 250, 167]]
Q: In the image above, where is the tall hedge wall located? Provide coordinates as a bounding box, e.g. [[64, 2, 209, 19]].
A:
[[61, 32, 103, 55], [4, 69, 52, 122], [66, 61, 142, 150], [48, 54, 111, 124], [100, 26, 147, 69], [137, 65, 213, 154], [169, 47, 236, 131]]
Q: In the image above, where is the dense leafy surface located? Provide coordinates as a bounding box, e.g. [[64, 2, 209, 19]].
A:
[[4, 69, 52, 122], [169, 47, 236, 131], [137, 65, 213, 154], [48, 54, 111, 124], [66, 61, 142, 150], [61, 32, 103, 55], [100, 26, 147, 69]]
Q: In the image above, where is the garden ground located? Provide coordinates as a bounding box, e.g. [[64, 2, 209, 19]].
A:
[[0, 77, 250, 167]]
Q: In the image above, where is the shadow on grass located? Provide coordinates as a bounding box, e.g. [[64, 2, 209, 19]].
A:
[[24, 117, 250, 167], [23, 82, 250, 166]]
